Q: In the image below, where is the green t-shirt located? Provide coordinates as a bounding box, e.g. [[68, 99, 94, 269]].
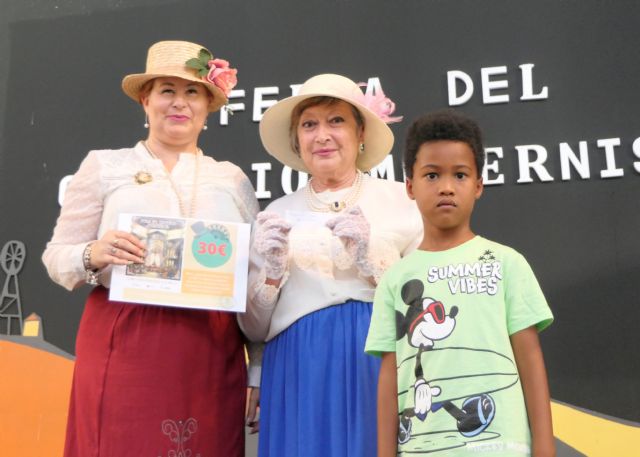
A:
[[365, 236, 553, 456]]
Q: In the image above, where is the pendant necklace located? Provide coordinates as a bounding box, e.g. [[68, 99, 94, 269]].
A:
[[305, 170, 364, 212], [142, 140, 201, 218]]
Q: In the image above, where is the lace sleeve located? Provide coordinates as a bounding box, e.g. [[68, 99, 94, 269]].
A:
[[365, 210, 423, 282], [238, 211, 292, 342], [231, 165, 283, 343], [364, 236, 402, 284], [41, 151, 104, 290], [230, 164, 259, 223], [331, 233, 402, 285], [238, 258, 290, 342]]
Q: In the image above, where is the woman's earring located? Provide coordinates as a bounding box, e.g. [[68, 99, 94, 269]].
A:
[[144, 114, 149, 129], [203, 119, 208, 131], [359, 143, 365, 154]]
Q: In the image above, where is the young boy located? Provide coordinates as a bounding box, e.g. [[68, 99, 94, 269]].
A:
[[365, 110, 555, 457]]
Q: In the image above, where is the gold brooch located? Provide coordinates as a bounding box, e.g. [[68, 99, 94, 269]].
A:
[[134, 171, 153, 185]]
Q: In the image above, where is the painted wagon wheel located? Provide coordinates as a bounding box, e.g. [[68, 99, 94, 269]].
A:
[[1, 240, 26, 275]]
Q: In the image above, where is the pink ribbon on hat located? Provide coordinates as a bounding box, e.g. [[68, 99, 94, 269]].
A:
[[357, 83, 403, 124]]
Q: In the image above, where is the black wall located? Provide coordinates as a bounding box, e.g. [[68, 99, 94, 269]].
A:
[[1, 0, 638, 422]]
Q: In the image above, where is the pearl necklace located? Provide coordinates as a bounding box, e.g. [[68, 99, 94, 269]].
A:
[[142, 141, 201, 218], [305, 170, 364, 212]]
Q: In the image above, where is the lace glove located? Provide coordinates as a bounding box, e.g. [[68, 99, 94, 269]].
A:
[[326, 206, 374, 278], [254, 211, 292, 280]]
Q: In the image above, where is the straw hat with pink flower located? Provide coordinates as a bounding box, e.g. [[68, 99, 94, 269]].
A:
[[122, 40, 237, 112]]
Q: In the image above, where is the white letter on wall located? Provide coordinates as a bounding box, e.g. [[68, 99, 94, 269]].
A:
[[597, 138, 624, 178], [219, 89, 246, 125], [252, 162, 272, 199], [516, 145, 554, 183], [370, 155, 395, 181], [481, 66, 509, 104], [559, 141, 590, 180], [483, 147, 504, 185], [281, 166, 309, 195], [632, 137, 640, 174], [519, 64, 549, 101], [362, 77, 383, 97], [253, 87, 279, 122], [447, 70, 474, 106]]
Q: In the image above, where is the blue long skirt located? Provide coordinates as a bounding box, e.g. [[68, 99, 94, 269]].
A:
[[258, 300, 381, 457]]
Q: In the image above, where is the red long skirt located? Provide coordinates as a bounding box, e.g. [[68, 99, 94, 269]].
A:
[[64, 287, 246, 457]]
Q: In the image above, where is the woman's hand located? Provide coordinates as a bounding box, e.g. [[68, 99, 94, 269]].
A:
[[88, 230, 146, 270], [326, 206, 373, 277], [254, 212, 292, 281]]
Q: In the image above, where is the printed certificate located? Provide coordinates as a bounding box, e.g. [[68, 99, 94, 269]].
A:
[[109, 214, 250, 312]]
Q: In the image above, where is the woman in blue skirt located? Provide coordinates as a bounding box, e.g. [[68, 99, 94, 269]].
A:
[[240, 74, 423, 457]]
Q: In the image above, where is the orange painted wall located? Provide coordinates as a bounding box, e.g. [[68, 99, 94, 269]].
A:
[[1, 339, 639, 456], [0, 341, 73, 457]]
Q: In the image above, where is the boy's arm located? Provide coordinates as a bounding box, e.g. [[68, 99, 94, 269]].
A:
[[378, 352, 398, 457], [510, 326, 556, 457]]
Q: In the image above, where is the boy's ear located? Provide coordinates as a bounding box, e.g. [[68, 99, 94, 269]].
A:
[[475, 177, 484, 200], [405, 178, 415, 200]]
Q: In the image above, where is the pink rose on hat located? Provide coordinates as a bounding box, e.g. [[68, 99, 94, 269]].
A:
[[206, 59, 238, 96], [357, 83, 403, 124], [185, 49, 238, 97], [366, 95, 401, 123]]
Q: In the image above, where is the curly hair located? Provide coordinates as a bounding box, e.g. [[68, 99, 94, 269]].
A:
[[404, 109, 484, 178]]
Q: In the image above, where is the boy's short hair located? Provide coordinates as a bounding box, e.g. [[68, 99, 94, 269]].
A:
[[404, 109, 484, 178]]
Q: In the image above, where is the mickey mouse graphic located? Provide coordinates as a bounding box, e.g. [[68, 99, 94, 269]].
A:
[[396, 279, 496, 444]]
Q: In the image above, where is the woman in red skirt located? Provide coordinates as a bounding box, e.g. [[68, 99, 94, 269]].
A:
[[42, 40, 259, 457]]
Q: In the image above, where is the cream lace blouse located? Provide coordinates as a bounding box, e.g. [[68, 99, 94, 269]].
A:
[[42, 142, 259, 290], [239, 174, 423, 342]]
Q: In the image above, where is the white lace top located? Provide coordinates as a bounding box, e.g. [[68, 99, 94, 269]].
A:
[[42, 142, 259, 290], [239, 174, 423, 342]]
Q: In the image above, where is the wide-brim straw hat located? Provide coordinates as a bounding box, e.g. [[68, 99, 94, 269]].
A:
[[259, 74, 395, 172], [122, 40, 228, 112]]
